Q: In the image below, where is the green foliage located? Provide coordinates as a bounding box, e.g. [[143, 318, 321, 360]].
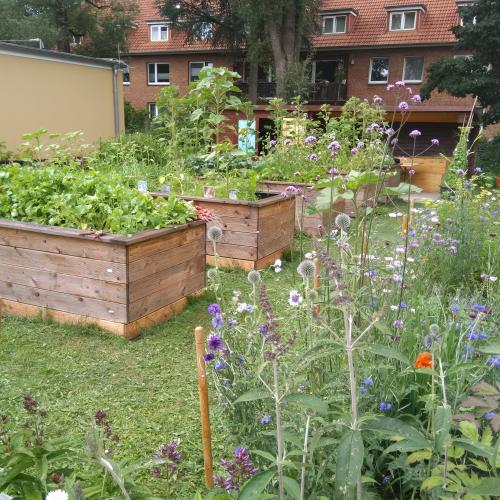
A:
[[476, 135, 500, 176], [0, 164, 197, 234], [421, 0, 500, 125], [124, 101, 150, 133]]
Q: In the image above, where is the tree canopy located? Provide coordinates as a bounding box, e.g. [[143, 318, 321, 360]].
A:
[[421, 0, 499, 125], [0, 0, 137, 57]]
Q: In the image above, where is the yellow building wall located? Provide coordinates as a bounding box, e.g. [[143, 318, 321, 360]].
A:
[[0, 52, 124, 153]]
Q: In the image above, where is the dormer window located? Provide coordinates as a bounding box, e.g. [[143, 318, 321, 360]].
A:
[[386, 4, 426, 31], [323, 15, 347, 34], [389, 11, 417, 30], [320, 9, 357, 34], [150, 24, 169, 41]]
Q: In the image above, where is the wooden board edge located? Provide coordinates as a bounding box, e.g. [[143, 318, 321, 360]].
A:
[[255, 248, 287, 270], [206, 255, 256, 271]]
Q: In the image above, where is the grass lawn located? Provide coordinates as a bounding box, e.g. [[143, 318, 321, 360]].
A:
[[0, 257, 304, 498]]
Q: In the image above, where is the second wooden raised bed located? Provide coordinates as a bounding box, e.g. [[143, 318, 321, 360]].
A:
[[0, 219, 206, 338], [156, 193, 295, 270]]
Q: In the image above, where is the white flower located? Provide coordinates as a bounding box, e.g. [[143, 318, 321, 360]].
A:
[[489, 276, 497, 282], [288, 290, 303, 307], [384, 256, 394, 261], [236, 302, 248, 313], [395, 246, 405, 253], [232, 290, 241, 303], [272, 258, 282, 272], [390, 305, 398, 311], [304, 251, 316, 260], [46, 491, 68, 500], [407, 257, 415, 262], [431, 216, 439, 223], [388, 212, 398, 218]]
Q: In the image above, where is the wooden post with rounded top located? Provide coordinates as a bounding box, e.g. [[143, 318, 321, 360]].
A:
[[194, 326, 213, 488], [313, 258, 320, 315], [402, 214, 408, 236]]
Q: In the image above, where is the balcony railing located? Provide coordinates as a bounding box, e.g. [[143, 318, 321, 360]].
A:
[[238, 81, 347, 103]]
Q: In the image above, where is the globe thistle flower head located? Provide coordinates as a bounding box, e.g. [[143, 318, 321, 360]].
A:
[[297, 259, 316, 279], [335, 213, 351, 231], [409, 129, 421, 138], [207, 226, 223, 242], [247, 270, 261, 284], [207, 268, 218, 281]]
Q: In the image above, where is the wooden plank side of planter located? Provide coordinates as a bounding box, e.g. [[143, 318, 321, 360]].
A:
[[128, 272, 205, 322], [0, 226, 126, 263], [206, 241, 257, 260], [127, 224, 205, 262], [0, 244, 127, 283], [0, 263, 127, 303], [0, 280, 128, 322], [257, 198, 295, 260], [128, 238, 205, 282]]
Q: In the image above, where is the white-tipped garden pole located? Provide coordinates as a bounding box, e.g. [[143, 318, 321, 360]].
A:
[[194, 326, 214, 488]]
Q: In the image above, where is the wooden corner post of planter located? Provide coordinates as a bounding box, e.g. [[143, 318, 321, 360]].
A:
[[194, 326, 214, 488]]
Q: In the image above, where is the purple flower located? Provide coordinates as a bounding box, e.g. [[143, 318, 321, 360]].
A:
[[395, 80, 405, 87], [328, 168, 339, 177], [409, 129, 421, 138], [284, 138, 292, 146], [204, 352, 215, 362], [208, 334, 224, 351], [363, 377, 374, 387], [451, 304, 460, 313], [382, 474, 392, 485], [474, 167, 482, 174], [214, 447, 259, 492], [208, 303, 221, 315], [328, 140, 341, 150], [409, 169, 416, 175], [431, 138, 440, 146], [379, 402, 393, 411], [392, 273, 403, 282], [374, 95, 383, 104], [269, 139, 276, 147], [391, 138, 399, 145], [393, 319, 404, 329], [351, 147, 359, 155], [484, 411, 497, 421], [305, 135, 317, 145], [357, 140, 365, 149], [447, 245, 457, 254], [486, 355, 500, 367], [260, 415, 272, 425], [212, 313, 224, 329], [387, 84, 395, 91], [309, 153, 318, 161], [385, 128, 395, 137], [456, 169, 465, 176], [472, 304, 487, 312], [398, 101, 409, 112], [214, 360, 227, 372], [411, 94, 422, 103]]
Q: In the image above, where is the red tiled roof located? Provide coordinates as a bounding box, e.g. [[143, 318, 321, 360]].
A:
[[128, 0, 460, 54], [314, 0, 460, 48]]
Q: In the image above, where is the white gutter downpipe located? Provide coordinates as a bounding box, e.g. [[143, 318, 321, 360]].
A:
[[112, 63, 121, 136]]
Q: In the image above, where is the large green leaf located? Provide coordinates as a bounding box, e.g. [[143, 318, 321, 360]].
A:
[[283, 394, 329, 416], [467, 477, 500, 495], [234, 390, 271, 403], [381, 182, 422, 196], [476, 341, 500, 355], [363, 344, 411, 366], [238, 470, 275, 499], [362, 417, 429, 448], [435, 406, 452, 452], [283, 476, 300, 499], [336, 429, 364, 491]]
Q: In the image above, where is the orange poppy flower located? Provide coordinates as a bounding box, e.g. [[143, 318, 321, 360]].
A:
[[414, 351, 433, 369]]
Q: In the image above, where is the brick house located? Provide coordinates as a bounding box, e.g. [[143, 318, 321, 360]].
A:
[[123, 0, 475, 156]]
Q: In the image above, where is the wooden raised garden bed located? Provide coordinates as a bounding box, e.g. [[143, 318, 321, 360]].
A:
[[155, 193, 295, 270], [0, 219, 206, 339]]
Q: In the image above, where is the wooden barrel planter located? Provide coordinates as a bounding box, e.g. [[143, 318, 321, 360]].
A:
[[153, 193, 295, 270], [0, 219, 206, 339]]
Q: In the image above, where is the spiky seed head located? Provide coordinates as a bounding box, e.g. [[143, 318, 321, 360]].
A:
[[335, 213, 351, 232], [297, 259, 316, 279], [207, 268, 218, 281], [429, 324, 440, 336], [247, 270, 261, 284], [207, 225, 223, 242]]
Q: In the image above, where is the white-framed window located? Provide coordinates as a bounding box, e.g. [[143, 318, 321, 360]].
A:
[[389, 11, 417, 31], [122, 67, 130, 85], [322, 15, 347, 34], [403, 56, 424, 83], [148, 103, 158, 119], [193, 22, 213, 40], [150, 24, 169, 41], [189, 61, 213, 82], [369, 57, 389, 84], [147, 63, 170, 85], [71, 34, 83, 45]]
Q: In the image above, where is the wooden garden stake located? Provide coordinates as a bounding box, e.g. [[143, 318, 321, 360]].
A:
[[402, 214, 408, 236], [194, 326, 214, 488], [313, 258, 320, 315]]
